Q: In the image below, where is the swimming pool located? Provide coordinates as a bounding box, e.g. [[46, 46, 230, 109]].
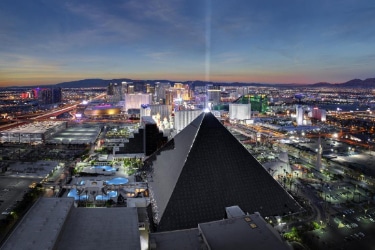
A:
[[67, 189, 89, 201], [90, 166, 117, 173], [95, 191, 118, 201], [105, 177, 129, 185]]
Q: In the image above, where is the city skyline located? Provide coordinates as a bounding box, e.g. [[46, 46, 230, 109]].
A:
[[1, 0, 375, 87]]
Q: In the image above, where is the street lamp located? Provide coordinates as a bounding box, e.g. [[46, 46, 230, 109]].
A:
[[368, 139, 372, 156]]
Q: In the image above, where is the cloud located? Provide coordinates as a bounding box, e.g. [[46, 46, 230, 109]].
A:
[[62, 0, 206, 51], [0, 53, 65, 86], [213, 52, 248, 65], [145, 51, 174, 61]]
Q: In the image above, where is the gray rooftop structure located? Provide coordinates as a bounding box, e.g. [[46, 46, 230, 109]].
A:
[[145, 112, 301, 232], [198, 212, 291, 250], [55, 206, 141, 250], [149, 207, 291, 250], [1, 198, 141, 250], [149, 229, 202, 250], [1, 198, 74, 250], [0, 121, 67, 143]]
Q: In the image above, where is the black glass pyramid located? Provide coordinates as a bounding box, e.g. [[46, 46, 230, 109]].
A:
[[145, 112, 301, 232]]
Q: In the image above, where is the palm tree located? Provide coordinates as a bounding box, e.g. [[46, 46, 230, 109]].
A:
[[345, 187, 350, 201], [85, 190, 88, 207], [289, 178, 294, 191], [78, 190, 81, 207], [356, 192, 361, 203], [93, 190, 97, 205]]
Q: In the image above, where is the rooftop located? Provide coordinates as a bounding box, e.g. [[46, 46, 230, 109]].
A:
[[199, 212, 291, 250], [1, 121, 66, 134], [1, 198, 74, 250], [55, 206, 141, 250], [1, 198, 141, 250], [149, 229, 201, 250], [47, 125, 101, 144], [149, 208, 291, 250]]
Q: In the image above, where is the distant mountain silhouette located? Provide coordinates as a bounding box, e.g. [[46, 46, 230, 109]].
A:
[[8, 77, 374, 89], [55, 78, 133, 88], [55, 79, 105, 88], [53, 78, 286, 88], [308, 78, 375, 88], [56, 78, 375, 88], [310, 82, 337, 87], [340, 78, 375, 88]]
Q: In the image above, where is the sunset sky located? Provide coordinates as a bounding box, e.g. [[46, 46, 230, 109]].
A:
[[1, 0, 375, 87]]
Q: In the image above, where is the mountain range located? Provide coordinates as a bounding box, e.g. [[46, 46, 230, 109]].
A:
[[309, 78, 375, 88], [54, 77, 375, 89], [4, 77, 375, 89]]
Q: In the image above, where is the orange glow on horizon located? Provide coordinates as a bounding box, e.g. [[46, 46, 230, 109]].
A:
[[0, 71, 348, 87]]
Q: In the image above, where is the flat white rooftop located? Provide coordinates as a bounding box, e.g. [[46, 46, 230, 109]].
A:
[[1, 121, 65, 134], [47, 125, 101, 144]]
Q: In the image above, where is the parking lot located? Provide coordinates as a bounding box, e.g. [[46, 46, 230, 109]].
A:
[[0, 177, 38, 218], [0, 143, 87, 162]]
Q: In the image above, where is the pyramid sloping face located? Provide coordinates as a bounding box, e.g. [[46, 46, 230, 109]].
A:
[[147, 112, 300, 232]]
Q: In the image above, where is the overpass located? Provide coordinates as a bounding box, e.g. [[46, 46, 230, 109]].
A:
[[31, 105, 77, 120], [31, 93, 107, 120]]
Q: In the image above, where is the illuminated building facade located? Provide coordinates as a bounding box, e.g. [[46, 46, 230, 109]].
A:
[[83, 105, 122, 118], [154, 82, 172, 104], [124, 93, 152, 111], [229, 103, 251, 120], [174, 110, 203, 132], [127, 83, 135, 94], [107, 83, 125, 102], [165, 83, 191, 106], [206, 85, 221, 107], [296, 105, 303, 126], [311, 107, 326, 122], [140, 104, 172, 121], [235, 94, 268, 113]]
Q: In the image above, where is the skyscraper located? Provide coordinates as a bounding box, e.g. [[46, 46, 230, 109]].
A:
[[317, 136, 323, 171], [296, 105, 303, 126], [38, 87, 62, 105], [124, 93, 152, 111], [107, 83, 124, 102], [206, 84, 221, 108]]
